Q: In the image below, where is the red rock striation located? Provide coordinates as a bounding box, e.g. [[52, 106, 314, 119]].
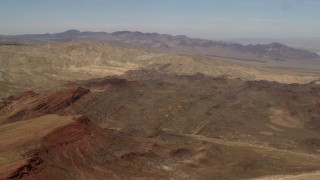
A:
[[31, 87, 89, 115], [0, 87, 89, 124]]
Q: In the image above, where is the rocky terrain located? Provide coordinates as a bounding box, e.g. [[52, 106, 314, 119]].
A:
[[1, 71, 320, 179], [0, 41, 150, 98], [1, 41, 319, 99], [1, 31, 320, 179]]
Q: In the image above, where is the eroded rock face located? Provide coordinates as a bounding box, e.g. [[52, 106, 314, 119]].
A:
[[7, 157, 44, 179], [1, 73, 320, 179], [0, 86, 89, 124], [31, 87, 89, 114]]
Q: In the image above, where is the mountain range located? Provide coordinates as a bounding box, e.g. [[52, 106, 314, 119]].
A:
[[1, 29, 320, 61]]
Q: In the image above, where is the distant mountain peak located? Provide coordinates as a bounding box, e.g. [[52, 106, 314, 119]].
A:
[[61, 29, 81, 34]]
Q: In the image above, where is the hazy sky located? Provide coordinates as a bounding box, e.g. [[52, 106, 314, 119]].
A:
[[1, 0, 320, 39]]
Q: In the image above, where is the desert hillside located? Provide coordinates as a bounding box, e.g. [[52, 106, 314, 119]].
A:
[[1, 72, 320, 179], [1, 41, 319, 99]]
